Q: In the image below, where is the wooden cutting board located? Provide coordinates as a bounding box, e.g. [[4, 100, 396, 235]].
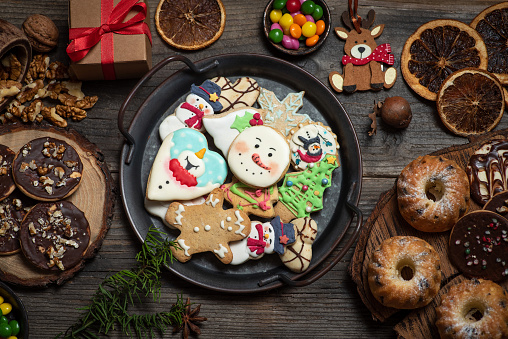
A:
[[0, 123, 114, 287], [349, 128, 508, 338]]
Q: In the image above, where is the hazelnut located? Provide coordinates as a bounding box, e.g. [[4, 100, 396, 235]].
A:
[[376, 96, 412, 129], [22, 14, 59, 53]]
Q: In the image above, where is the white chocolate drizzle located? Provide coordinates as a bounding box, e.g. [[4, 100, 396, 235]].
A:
[[177, 239, 191, 256], [174, 205, 185, 225]]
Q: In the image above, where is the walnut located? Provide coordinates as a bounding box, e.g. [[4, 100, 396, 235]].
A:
[[25, 54, 50, 84], [70, 172, 81, 179], [41, 106, 67, 127], [22, 14, 59, 53], [56, 105, 87, 121], [19, 162, 29, 172], [0, 167, 6, 176], [8, 54, 22, 81], [0, 80, 22, 101], [64, 160, 78, 168], [37, 166, 49, 176], [45, 61, 68, 80], [26, 99, 43, 122], [57, 93, 98, 109], [28, 222, 37, 235], [17, 79, 44, 104]]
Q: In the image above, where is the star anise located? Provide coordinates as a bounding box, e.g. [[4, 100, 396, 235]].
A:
[[173, 297, 207, 339]]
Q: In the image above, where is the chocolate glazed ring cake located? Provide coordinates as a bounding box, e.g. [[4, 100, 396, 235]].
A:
[[0, 144, 16, 201], [12, 137, 83, 201], [0, 190, 35, 255], [467, 139, 508, 205], [19, 201, 90, 271]]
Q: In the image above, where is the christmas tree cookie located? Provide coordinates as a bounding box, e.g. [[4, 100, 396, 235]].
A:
[[274, 154, 339, 223]]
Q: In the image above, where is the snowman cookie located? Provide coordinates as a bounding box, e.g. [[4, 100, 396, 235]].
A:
[[288, 121, 340, 170], [227, 125, 291, 189], [159, 80, 223, 141], [229, 216, 295, 265], [202, 107, 266, 157], [165, 188, 251, 264], [146, 128, 227, 202]]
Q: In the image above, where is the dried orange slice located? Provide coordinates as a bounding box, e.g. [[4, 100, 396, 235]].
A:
[[155, 0, 226, 50], [437, 68, 504, 137], [471, 2, 508, 85], [401, 19, 488, 101]]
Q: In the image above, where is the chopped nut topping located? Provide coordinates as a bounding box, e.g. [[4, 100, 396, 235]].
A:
[[19, 162, 29, 172], [54, 167, 64, 179], [70, 172, 81, 179], [64, 160, 78, 168], [37, 166, 49, 176]]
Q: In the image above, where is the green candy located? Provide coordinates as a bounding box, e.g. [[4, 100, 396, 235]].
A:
[[9, 320, 20, 336], [269, 29, 283, 43], [0, 316, 7, 324], [273, 0, 287, 10], [312, 5, 323, 20], [301, 0, 315, 15], [0, 322, 11, 338]]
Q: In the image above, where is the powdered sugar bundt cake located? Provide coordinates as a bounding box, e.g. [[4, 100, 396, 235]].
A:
[[368, 236, 442, 309], [397, 155, 470, 232], [436, 278, 508, 338]]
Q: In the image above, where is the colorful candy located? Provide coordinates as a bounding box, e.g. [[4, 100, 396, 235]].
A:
[[0, 300, 20, 339], [267, 0, 326, 50]]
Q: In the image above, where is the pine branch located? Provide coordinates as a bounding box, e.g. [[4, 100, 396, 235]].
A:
[[56, 226, 186, 339]]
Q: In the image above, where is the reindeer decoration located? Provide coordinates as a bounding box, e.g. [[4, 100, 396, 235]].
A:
[[329, 10, 397, 93]]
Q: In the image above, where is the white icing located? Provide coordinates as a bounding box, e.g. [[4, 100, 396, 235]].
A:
[[227, 226, 233, 231], [177, 239, 191, 256], [213, 244, 228, 258], [230, 221, 275, 265], [227, 125, 290, 188], [234, 210, 247, 237], [193, 227, 199, 232], [220, 220, 225, 229], [204, 225, 211, 231], [226, 216, 231, 222], [174, 205, 185, 225], [206, 195, 220, 207]]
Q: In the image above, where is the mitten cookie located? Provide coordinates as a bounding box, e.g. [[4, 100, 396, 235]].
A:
[[280, 217, 317, 272], [165, 188, 251, 264], [221, 177, 278, 218]]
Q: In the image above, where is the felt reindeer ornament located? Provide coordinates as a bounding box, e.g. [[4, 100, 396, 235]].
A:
[[329, 8, 397, 93]]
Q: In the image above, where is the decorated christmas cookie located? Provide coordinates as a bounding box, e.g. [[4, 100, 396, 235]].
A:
[[165, 188, 251, 264], [227, 125, 291, 189], [275, 154, 339, 223], [221, 177, 278, 218], [159, 80, 223, 140], [202, 107, 266, 157], [229, 216, 295, 265], [280, 217, 317, 273], [144, 196, 205, 228], [211, 76, 260, 113], [146, 128, 227, 202], [287, 121, 340, 170], [257, 88, 311, 135]]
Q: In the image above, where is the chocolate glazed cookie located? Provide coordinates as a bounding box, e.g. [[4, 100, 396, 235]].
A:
[[19, 201, 90, 271], [0, 144, 16, 201], [0, 190, 36, 255], [12, 137, 83, 201]]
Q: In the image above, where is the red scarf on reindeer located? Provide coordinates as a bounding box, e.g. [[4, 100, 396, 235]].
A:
[[342, 43, 394, 66]]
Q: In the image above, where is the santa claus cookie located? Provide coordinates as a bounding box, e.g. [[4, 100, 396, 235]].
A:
[[165, 188, 251, 264], [210, 76, 260, 113], [202, 107, 266, 157], [146, 128, 227, 202], [227, 125, 291, 189], [257, 88, 312, 135], [287, 121, 340, 170], [221, 177, 279, 218], [159, 80, 223, 140], [229, 216, 295, 265]]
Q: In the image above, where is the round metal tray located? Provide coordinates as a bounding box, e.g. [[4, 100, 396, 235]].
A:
[[118, 54, 363, 293]]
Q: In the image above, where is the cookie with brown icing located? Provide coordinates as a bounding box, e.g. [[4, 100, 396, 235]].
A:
[[0, 144, 16, 201], [19, 201, 90, 271], [449, 210, 508, 281], [0, 190, 36, 255], [12, 137, 83, 201]]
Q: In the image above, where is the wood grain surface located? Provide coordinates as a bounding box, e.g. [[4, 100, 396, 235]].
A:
[[1, 0, 507, 338]]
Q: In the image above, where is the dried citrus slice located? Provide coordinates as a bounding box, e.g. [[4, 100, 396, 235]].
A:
[[437, 68, 504, 137], [471, 2, 508, 85], [155, 0, 226, 50], [401, 19, 488, 101]]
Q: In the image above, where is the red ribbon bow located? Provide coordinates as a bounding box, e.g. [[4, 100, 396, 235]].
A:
[[66, 0, 152, 80], [342, 43, 394, 66]]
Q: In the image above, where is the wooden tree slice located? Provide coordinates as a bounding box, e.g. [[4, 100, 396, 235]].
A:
[[349, 128, 508, 334], [0, 123, 114, 286]]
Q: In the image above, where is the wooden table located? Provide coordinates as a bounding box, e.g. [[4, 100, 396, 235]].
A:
[[0, 0, 504, 338]]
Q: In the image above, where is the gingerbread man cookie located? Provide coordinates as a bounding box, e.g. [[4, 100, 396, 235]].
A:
[[257, 88, 312, 135], [280, 217, 317, 273], [275, 154, 339, 223], [221, 177, 278, 218], [146, 128, 227, 202], [210, 76, 260, 113], [287, 121, 340, 170], [165, 188, 251, 264]]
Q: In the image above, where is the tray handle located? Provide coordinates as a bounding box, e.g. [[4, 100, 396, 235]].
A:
[[118, 55, 219, 164], [258, 181, 363, 288]]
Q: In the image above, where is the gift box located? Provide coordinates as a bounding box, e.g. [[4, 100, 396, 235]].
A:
[[67, 0, 152, 81]]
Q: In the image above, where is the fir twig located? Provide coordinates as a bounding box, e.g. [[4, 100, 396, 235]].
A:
[[56, 226, 187, 339]]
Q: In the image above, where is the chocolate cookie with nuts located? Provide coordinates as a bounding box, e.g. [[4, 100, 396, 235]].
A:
[[0, 144, 16, 201], [0, 190, 36, 255], [12, 137, 83, 201], [19, 201, 90, 271]]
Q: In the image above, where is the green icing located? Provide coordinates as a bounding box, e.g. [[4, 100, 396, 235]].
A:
[[230, 182, 275, 209], [278, 155, 338, 218], [230, 111, 255, 133]]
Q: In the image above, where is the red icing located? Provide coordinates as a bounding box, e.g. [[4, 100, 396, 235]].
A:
[[247, 223, 266, 254], [169, 159, 197, 187], [297, 149, 322, 163], [180, 102, 205, 129]]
